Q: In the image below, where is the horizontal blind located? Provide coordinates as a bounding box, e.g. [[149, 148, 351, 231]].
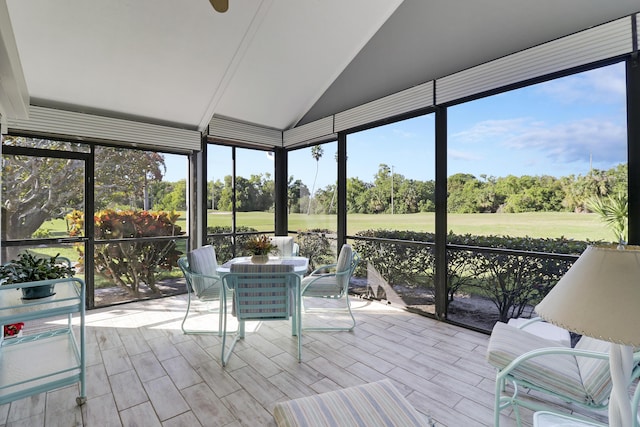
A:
[[283, 116, 335, 147], [7, 106, 201, 152], [209, 116, 282, 147], [334, 80, 434, 132], [636, 14, 639, 51], [437, 16, 632, 105]]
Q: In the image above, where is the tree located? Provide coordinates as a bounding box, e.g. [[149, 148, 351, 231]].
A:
[[287, 177, 308, 213], [2, 148, 84, 239], [217, 175, 235, 211], [150, 181, 173, 210], [1, 136, 167, 241], [95, 146, 166, 210], [313, 186, 335, 214], [346, 177, 371, 213], [155, 180, 187, 211], [208, 179, 225, 210], [447, 173, 482, 213], [307, 145, 324, 214]]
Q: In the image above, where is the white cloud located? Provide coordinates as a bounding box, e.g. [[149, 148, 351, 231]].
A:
[[536, 64, 625, 104], [452, 115, 626, 169], [449, 149, 484, 161], [392, 129, 417, 139], [503, 118, 626, 163], [452, 118, 527, 143]]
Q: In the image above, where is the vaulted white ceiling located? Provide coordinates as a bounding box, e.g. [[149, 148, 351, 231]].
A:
[[3, 0, 640, 135], [4, 0, 402, 132]]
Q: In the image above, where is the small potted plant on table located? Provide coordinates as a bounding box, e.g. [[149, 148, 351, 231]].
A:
[[245, 235, 277, 264]]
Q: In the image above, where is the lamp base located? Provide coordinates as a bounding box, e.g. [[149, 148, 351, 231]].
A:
[[608, 343, 633, 427]]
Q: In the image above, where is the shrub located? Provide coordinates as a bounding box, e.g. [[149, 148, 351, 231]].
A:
[[206, 226, 258, 261], [296, 229, 334, 271], [67, 209, 184, 295], [353, 230, 592, 322], [206, 227, 334, 271]]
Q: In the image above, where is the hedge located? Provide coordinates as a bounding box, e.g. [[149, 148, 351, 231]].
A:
[[353, 230, 593, 322]]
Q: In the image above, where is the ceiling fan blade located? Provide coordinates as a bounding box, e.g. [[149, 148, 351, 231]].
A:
[[210, 0, 229, 13]]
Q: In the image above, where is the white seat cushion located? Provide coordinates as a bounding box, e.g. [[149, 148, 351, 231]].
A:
[[507, 318, 571, 347]]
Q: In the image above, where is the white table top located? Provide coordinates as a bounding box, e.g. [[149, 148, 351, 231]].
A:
[[217, 256, 309, 274]]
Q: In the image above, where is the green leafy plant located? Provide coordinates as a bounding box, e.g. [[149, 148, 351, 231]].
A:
[[296, 229, 334, 271], [586, 193, 627, 244], [353, 230, 591, 323], [245, 235, 276, 255], [67, 209, 183, 296], [0, 251, 75, 284]]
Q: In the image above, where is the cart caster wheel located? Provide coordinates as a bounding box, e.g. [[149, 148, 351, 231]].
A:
[[76, 396, 86, 406]]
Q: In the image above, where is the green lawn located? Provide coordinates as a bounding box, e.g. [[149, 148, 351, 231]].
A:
[[207, 211, 611, 242], [25, 211, 610, 289], [36, 210, 611, 244]]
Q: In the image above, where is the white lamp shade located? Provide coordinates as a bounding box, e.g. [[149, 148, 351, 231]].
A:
[[535, 244, 640, 347]]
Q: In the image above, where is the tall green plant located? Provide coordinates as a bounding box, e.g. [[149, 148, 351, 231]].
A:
[[586, 193, 627, 243], [307, 145, 324, 214]]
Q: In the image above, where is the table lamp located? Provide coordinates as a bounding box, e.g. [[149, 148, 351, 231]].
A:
[[535, 244, 640, 427]]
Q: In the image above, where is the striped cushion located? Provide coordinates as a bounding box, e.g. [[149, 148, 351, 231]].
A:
[[230, 264, 294, 274], [487, 322, 587, 403], [273, 379, 429, 427], [574, 336, 611, 404], [187, 245, 220, 298], [335, 244, 352, 289], [230, 264, 295, 318]]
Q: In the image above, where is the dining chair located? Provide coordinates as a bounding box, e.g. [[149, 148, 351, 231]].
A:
[[269, 236, 299, 257], [221, 263, 301, 366], [300, 244, 359, 332], [177, 245, 226, 336]]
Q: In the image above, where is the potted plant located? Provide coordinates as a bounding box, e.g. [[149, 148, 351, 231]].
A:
[[0, 251, 75, 299], [245, 235, 277, 264]]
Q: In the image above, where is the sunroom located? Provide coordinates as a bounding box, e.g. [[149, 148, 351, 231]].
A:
[[1, 1, 640, 426]]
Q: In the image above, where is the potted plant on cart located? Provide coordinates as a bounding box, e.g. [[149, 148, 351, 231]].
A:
[[0, 251, 75, 339]]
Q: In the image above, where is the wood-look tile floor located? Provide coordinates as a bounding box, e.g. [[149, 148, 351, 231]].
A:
[[0, 295, 611, 427]]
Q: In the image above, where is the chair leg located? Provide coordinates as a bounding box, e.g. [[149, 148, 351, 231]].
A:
[[296, 318, 302, 363], [296, 287, 302, 362], [181, 293, 226, 336], [495, 376, 502, 427], [221, 300, 243, 367], [180, 293, 193, 334], [301, 295, 356, 332], [344, 294, 356, 330], [494, 376, 525, 427]]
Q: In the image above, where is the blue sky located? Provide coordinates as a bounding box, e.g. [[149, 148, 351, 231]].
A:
[[164, 61, 627, 192]]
